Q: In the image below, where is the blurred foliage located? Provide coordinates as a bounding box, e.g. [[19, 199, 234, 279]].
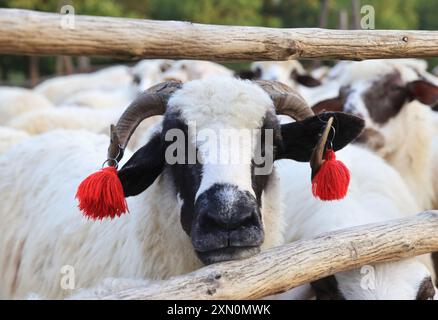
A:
[[0, 0, 437, 85]]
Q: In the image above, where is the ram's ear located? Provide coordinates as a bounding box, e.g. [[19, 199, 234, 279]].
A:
[[118, 133, 164, 197], [312, 96, 344, 114], [407, 80, 438, 106], [291, 70, 322, 87], [277, 112, 364, 162]]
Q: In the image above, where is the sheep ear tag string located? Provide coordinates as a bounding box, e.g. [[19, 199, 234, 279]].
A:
[[310, 117, 350, 201], [75, 125, 129, 220]]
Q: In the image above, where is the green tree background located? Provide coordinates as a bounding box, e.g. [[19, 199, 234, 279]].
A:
[[0, 0, 437, 86]]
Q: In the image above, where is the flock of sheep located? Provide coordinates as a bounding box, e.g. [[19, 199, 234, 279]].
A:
[[0, 57, 437, 300]]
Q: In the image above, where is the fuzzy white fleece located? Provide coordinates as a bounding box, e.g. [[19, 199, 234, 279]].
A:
[[0, 87, 53, 125], [0, 126, 29, 155]]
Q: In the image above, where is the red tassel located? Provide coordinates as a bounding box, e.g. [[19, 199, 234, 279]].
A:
[[76, 166, 128, 220], [312, 149, 350, 201]]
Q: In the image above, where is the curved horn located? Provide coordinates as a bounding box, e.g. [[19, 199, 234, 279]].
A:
[[310, 116, 334, 178], [107, 80, 182, 165], [255, 80, 314, 121]]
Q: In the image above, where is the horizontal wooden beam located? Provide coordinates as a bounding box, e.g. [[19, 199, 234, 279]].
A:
[[89, 211, 438, 300], [1, 9, 438, 61]]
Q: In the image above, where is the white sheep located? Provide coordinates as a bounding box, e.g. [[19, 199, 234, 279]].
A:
[[0, 78, 363, 299], [130, 59, 174, 92], [312, 59, 438, 210], [160, 60, 233, 82], [0, 87, 54, 125], [34, 66, 133, 105], [278, 144, 436, 300], [60, 87, 136, 110], [6, 106, 124, 135]]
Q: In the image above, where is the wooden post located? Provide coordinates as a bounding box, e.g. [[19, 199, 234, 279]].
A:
[[79, 211, 438, 300], [0, 9, 438, 61], [351, 0, 361, 29], [28, 56, 39, 86]]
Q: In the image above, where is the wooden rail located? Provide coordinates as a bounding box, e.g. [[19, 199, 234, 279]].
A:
[[74, 211, 438, 300], [1, 9, 438, 61]]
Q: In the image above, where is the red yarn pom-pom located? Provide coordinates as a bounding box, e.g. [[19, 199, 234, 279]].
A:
[[76, 166, 128, 220], [311, 149, 350, 201]]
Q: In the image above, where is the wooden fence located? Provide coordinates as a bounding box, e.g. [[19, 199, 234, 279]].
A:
[[1, 8, 437, 300]]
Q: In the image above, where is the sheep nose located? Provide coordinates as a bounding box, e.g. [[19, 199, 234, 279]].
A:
[[205, 205, 256, 230], [191, 183, 264, 253]]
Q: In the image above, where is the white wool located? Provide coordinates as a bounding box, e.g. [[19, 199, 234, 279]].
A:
[[0, 87, 54, 125], [169, 76, 273, 195], [0, 126, 29, 155], [310, 66, 331, 81], [67, 278, 157, 300], [59, 87, 136, 109], [278, 144, 434, 299], [169, 77, 271, 131], [161, 60, 233, 83], [34, 66, 133, 104], [7, 106, 123, 135], [376, 101, 435, 209], [0, 130, 199, 299]]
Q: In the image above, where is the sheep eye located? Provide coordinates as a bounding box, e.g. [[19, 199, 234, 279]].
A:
[[160, 63, 171, 72]]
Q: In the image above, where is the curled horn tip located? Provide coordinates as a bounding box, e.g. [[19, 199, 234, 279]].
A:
[[310, 116, 334, 176]]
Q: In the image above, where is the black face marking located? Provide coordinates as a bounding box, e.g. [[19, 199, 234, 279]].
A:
[[118, 133, 164, 197], [416, 277, 435, 300], [311, 275, 346, 300], [363, 71, 409, 124], [252, 111, 281, 207], [162, 110, 203, 235]]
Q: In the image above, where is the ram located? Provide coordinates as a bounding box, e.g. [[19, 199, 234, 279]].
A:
[[0, 77, 363, 299], [313, 59, 438, 210], [278, 143, 437, 300]]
